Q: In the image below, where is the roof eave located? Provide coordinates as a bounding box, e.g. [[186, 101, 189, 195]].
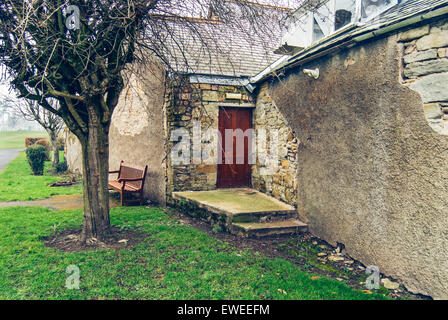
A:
[[251, 1, 448, 85]]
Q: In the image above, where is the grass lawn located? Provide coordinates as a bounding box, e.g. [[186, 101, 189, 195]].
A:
[[0, 206, 387, 300], [0, 149, 388, 300], [0, 151, 82, 201], [0, 130, 48, 150]]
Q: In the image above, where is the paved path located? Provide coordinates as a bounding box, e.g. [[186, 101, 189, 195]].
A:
[[0, 148, 24, 172], [0, 194, 120, 210]]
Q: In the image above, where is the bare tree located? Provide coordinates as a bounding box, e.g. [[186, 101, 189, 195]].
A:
[[14, 99, 64, 167], [0, 0, 321, 243]]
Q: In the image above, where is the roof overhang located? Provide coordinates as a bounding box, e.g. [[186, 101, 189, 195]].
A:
[[188, 74, 256, 92], [250, 0, 448, 85]]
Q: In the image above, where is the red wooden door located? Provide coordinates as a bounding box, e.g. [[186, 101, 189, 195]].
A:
[[217, 107, 252, 188]]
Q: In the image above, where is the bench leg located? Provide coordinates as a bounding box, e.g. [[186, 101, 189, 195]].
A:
[[140, 192, 144, 206], [120, 191, 125, 206]]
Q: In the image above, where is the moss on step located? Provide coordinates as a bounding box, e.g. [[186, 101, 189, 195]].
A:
[[173, 189, 295, 214]]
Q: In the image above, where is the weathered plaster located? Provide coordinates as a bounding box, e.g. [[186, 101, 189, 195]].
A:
[[65, 129, 82, 174], [268, 34, 448, 299], [66, 59, 167, 204], [109, 61, 167, 205]]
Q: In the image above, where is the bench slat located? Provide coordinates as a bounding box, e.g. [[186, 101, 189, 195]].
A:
[[108, 161, 148, 206]]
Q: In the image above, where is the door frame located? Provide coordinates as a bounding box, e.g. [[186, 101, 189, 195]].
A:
[[217, 106, 253, 188]]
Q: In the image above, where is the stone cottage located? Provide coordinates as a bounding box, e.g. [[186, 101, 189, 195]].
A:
[[66, 0, 448, 299], [66, 7, 299, 208]]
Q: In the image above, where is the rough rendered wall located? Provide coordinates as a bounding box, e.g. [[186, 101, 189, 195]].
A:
[[109, 61, 167, 205], [66, 60, 167, 204], [65, 129, 82, 174], [268, 32, 448, 299]]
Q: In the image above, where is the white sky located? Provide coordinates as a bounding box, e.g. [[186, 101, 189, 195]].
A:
[[0, 82, 12, 98]]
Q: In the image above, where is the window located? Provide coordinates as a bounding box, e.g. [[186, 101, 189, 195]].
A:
[[335, 0, 358, 30], [360, 0, 398, 22], [280, 0, 399, 52], [312, 18, 326, 42], [313, 2, 334, 39]]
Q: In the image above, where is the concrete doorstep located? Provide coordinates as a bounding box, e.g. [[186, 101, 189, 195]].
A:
[[172, 188, 308, 238]]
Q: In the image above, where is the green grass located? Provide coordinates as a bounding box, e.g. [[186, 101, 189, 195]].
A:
[[0, 151, 82, 201], [0, 146, 388, 300], [0, 130, 48, 149], [0, 206, 388, 300]]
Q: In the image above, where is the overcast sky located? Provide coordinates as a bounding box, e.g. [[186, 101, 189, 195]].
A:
[[0, 82, 12, 99]]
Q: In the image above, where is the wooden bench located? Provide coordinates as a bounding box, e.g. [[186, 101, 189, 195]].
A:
[[108, 161, 148, 206]]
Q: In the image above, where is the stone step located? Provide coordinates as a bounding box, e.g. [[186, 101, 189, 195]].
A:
[[231, 209, 297, 223], [230, 219, 308, 238], [172, 189, 297, 224]]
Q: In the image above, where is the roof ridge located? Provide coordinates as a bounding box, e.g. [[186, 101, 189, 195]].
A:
[[223, 0, 294, 12], [151, 14, 222, 24]]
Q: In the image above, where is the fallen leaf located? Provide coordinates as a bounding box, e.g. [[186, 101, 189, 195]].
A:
[[317, 252, 327, 257], [277, 289, 287, 295]]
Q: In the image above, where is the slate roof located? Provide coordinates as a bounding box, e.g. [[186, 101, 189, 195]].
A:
[[161, 20, 284, 78], [153, 5, 290, 78], [253, 0, 448, 81], [366, 0, 448, 27]]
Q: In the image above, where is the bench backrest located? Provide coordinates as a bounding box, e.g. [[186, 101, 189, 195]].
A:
[[118, 161, 148, 190]]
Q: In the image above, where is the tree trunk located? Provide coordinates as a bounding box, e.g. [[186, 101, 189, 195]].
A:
[[49, 131, 60, 167], [79, 107, 111, 243]]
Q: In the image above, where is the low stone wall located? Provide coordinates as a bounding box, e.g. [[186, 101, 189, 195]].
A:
[[400, 20, 448, 135]]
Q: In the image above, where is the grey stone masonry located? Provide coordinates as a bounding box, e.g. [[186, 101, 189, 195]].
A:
[[403, 49, 438, 64], [400, 18, 448, 135], [165, 77, 254, 203], [251, 83, 299, 207], [165, 77, 299, 208]]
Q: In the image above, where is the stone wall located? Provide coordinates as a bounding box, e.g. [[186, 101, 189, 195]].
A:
[[165, 78, 253, 201], [65, 59, 167, 204], [400, 20, 448, 135], [266, 18, 448, 299], [165, 78, 299, 207], [252, 83, 299, 207]]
